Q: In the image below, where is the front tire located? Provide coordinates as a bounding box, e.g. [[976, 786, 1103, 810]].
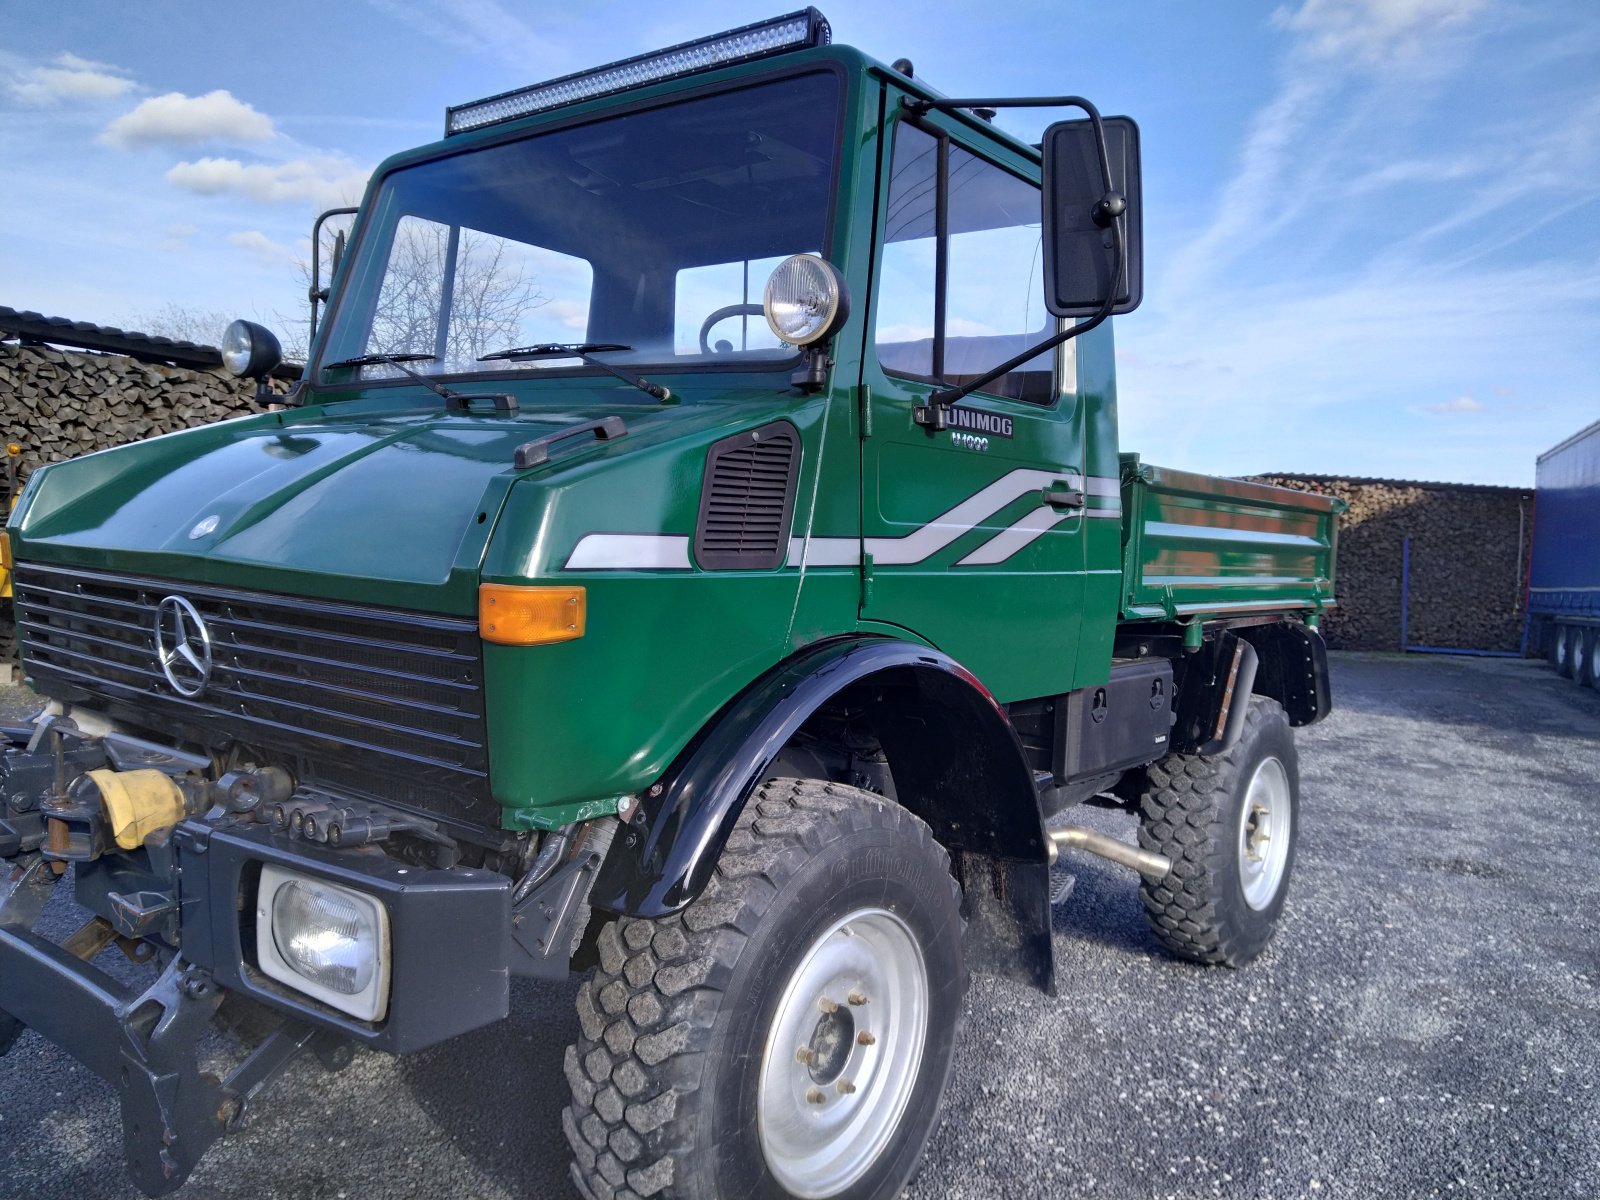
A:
[[1136, 697, 1300, 966], [563, 778, 968, 1200]]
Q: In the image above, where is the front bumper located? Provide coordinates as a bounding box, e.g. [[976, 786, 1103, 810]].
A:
[[0, 821, 513, 1196]]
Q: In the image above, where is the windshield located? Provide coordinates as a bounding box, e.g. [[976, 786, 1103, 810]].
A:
[[319, 71, 841, 383]]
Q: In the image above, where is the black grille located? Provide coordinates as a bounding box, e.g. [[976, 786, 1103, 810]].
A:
[[13, 562, 495, 829], [693, 421, 800, 570]]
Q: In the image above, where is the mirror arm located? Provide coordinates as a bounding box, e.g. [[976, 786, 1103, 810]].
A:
[[918, 216, 1124, 417], [908, 95, 1128, 418], [917, 247, 1119, 418], [308, 206, 359, 344], [902, 95, 1118, 192]]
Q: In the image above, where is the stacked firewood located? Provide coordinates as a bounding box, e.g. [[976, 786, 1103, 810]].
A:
[[1250, 475, 1533, 653], [1, 343, 264, 479]]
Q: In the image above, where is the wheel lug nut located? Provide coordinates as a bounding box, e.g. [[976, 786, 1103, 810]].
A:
[[806, 1087, 826, 1104], [857, 1031, 876, 1046], [795, 1046, 817, 1064], [817, 997, 839, 1014], [847, 991, 868, 1006], [836, 1078, 856, 1095]]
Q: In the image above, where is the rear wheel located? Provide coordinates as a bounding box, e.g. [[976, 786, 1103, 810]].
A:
[[1577, 629, 1597, 688], [563, 778, 967, 1200], [1136, 697, 1300, 966], [1556, 625, 1576, 679]]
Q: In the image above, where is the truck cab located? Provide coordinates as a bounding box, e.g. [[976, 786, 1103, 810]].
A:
[[1, 12, 1337, 1200]]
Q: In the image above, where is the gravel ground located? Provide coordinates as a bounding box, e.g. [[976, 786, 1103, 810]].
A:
[[2, 651, 1597, 1199]]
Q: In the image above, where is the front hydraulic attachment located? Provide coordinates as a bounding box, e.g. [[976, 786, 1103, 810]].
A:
[[0, 852, 348, 1196]]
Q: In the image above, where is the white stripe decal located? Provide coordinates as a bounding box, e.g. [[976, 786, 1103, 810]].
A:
[[1086, 475, 1121, 498], [1145, 520, 1323, 548], [957, 506, 1070, 565], [865, 468, 1070, 565], [566, 534, 692, 570], [788, 536, 860, 567], [565, 468, 1113, 571]]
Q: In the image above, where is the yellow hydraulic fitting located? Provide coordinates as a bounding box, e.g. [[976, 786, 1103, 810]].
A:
[[86, 769, 189, 850]]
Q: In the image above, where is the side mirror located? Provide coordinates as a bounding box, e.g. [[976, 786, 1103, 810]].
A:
[[221, 319, 283, 381], [1040, 115, 1143, 318]]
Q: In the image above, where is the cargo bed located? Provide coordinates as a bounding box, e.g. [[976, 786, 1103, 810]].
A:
[[1119, 455, 1342, 620]]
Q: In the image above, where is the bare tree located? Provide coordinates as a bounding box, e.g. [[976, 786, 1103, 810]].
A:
[[366, 220, 548, 371]]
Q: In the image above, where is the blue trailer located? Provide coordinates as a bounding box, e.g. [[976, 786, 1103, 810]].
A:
[[1532, 417, 1600, 686]]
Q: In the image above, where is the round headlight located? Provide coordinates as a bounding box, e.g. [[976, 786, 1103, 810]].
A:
[[271, 877, 378, 996], [221, 318, 283, 379], [763, 254, 850, 346]]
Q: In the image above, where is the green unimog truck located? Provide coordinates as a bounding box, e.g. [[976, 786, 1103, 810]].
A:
[[0, 12, 1340, 1199]]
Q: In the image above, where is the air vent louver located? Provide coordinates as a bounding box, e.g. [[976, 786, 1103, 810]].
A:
[[694, 422, 801, 570]]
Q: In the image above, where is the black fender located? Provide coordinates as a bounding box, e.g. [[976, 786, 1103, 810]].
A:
[[1240, 620, 1332, 727], [589, 636, 1056, 992]]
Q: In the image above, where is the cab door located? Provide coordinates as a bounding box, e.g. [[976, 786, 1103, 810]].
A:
[[860, 100, 1088, 702]]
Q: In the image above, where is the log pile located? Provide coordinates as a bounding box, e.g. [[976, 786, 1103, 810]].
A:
[[1, 342, 263, 474], [1250, 475, 1533, 653]]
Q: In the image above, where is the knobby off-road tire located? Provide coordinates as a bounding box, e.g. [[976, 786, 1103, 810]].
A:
[[1136, 697, 1300, 967], [563, 778, 968, 1200]]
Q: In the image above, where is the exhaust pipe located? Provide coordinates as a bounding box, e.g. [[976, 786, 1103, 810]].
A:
[[1047, 826, 1171, 881]]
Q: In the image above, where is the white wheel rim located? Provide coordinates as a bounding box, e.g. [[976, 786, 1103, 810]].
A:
[[757, 907, 929, 1198], [1237, 756, 1293, 911], [1557, 630, 1571, 669]]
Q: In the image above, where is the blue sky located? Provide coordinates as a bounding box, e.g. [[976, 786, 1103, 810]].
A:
[[2, 0, 1596, 485]]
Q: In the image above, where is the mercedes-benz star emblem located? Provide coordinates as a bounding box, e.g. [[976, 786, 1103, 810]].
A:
[[154, 595, 214, 697]]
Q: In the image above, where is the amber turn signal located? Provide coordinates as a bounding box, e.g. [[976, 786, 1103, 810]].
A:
[[479, 583, 586, 646]]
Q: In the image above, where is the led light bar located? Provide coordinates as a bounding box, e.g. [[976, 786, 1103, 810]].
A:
[[445, 9, 832, 137]]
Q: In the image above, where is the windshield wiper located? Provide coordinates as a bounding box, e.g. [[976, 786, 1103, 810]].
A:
[[323, 352, 517, 413], [479, 343, 672, 403]]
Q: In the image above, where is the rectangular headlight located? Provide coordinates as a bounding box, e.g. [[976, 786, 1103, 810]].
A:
[[256, 865, 392, 1022], [444, 8, 831, 136]]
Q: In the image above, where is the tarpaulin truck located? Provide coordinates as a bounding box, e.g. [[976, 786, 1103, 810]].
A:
[[0, 12, 1340, 1199], [1532, 418, 1600, 687]]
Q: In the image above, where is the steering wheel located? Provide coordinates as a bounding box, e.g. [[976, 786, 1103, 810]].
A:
[[698, 304, 766, 355]]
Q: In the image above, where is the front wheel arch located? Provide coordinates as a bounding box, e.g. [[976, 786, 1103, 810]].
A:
[[588, 636, 1055, 992]]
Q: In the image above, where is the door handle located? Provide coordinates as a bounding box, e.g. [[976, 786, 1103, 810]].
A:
[[1042, 486, 1085, 509]]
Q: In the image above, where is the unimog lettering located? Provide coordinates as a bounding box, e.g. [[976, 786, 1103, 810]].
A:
[[946, 405, 1014, 438], [0, 11, 1339, 1200]]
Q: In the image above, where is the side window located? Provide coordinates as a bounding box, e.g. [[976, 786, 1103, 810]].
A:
[[875, 123, 1062, 404], [366, 215, 593, 374], [877, 125, 939, 377]]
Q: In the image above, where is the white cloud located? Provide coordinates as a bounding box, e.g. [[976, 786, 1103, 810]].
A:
[[544, 299, 590, 332], [7, 51, 135, 106], [101, 90, 275, 148], [165, 155, 370, 209], [228, 230, 301, 266], [1426, 394, 1486, 415], [1271, 0, 1488, 66]]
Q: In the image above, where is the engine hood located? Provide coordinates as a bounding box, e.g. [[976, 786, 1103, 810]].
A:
[[8, 395, 685, 614]]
